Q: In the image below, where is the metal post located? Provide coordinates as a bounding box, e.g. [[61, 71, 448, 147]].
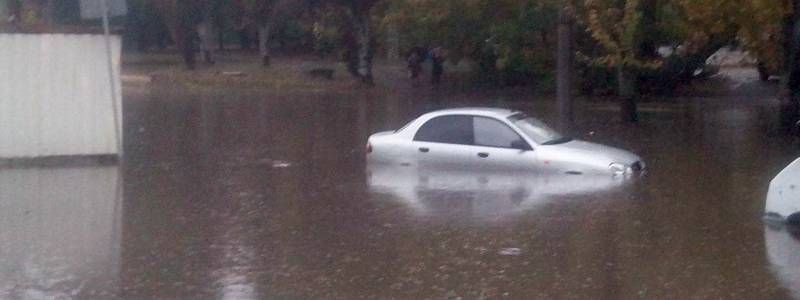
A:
[[556, 6, 574, 133], [101, 0, 123, 158], [102, 1, 125, 274]]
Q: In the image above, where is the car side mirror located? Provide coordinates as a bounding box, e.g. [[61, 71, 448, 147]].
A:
[[511, 140, 532, 151]]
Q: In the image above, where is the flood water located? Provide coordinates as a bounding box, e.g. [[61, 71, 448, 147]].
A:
[[3, 73, 800, 299]]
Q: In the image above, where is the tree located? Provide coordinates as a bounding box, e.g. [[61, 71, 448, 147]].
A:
[[737, 0, 787, 76], [148, 0, 216, 69], [3, 0, 23, 28], [329, 0, 382, 86], [386, 0, 560, 87], [580, 0, 661, 122], [236, 0, 281, 66], [783, 0, 800, 128]]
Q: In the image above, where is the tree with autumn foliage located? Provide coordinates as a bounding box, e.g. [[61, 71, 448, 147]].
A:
[[235, 0, 309, 66], [384, 0, 560, 86], [705, 0, 797, 127], [578, 0, 659, 122]]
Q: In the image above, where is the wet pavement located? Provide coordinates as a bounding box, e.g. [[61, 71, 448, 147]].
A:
[[3, 73, 800, 299]]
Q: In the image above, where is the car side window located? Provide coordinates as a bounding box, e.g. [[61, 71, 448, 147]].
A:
[[414, 115, 474, 145], [473, 117, 528, 149]]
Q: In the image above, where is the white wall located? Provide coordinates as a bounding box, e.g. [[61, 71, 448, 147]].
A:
[[0, 34, 122, 158]]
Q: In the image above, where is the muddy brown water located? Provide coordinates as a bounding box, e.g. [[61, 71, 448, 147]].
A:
[[2, 80, 800, 299]]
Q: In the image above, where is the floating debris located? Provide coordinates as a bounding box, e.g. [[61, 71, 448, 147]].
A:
[[272, 160, 292, 168], [219, 71, 246, 77], [498, 248, 522, 256], [121, 74, 152, 84]]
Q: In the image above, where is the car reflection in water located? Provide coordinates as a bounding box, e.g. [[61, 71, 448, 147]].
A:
[[367, 162, 632, 222], [764, 225, 800, 299], [0, 165, 121, 299]]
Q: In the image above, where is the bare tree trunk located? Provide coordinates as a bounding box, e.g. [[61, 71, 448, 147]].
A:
[[618, 64, 639, 123], [170, 18, 197, 70], [218, 28, 225, 51], [386, 21, 399, 61], [153, 0, 197, 70], [213, 1, 225, 51], [7, 0, 21, 29], [556, 7, 574, 133], [180, 33, 197, 70], [258, 22, 272, 67], [351, 10, 373, 86], [0, 1, 8, 21], [43, 0, 55, 25], [197, 19, 215, 64], [615, 0, 656, 123], [638, 0, 658, 59]]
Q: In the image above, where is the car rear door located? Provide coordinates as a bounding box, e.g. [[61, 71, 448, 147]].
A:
[[411, 115, 477, 170]]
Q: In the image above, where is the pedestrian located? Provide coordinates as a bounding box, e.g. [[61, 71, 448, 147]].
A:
[[407, 47, 423, 83], [430, 47, 445, 86]]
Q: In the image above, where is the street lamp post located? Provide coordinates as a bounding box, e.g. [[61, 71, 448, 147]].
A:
[[556, 5, 574, 134]]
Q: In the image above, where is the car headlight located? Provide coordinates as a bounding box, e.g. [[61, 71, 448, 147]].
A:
[[609, 163, 630, 175]]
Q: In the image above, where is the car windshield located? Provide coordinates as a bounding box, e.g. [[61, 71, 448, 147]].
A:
[[509, 113, 571, 145]]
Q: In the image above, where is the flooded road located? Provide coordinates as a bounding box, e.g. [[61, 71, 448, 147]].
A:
[[3, 76, 800, 298]]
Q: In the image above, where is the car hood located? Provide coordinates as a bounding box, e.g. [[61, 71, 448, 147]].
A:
[[551, 140, 641, 165]]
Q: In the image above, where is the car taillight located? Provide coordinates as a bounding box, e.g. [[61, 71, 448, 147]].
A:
[[366, 142, 372, 154], [631, 161, 643, 172]]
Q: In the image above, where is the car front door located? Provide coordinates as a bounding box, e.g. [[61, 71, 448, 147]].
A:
[[471, 116, 538, 171]]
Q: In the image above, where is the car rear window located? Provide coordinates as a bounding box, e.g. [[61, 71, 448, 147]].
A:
[[413, 115, 473, 145]]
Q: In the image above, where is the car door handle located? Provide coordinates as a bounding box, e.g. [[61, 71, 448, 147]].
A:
[[477, 152, 489, 158], [419, 147, 430, 153]]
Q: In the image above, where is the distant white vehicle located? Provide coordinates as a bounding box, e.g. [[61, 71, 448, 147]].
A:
[[765, 158, 800, 224], [366, 108, 645, 175]]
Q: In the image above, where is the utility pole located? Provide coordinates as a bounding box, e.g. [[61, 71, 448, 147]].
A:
[[101, 0, 123, 159], [783, 0, 800, 131], [556, 5, 574, 133]]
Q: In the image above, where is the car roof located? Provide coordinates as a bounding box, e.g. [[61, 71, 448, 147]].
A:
[[424, 107, 519, 119]]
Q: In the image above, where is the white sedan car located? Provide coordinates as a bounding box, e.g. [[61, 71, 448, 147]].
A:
[[366, 108, 645, 175], [765, 158, 800, 225]]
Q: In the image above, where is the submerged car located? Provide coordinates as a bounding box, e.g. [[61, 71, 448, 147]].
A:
[[765, 158, 800, 225], [366, 108, 644, 175]]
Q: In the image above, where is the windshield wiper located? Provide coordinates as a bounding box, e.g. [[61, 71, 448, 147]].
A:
[[541, 137, 572, 145]]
